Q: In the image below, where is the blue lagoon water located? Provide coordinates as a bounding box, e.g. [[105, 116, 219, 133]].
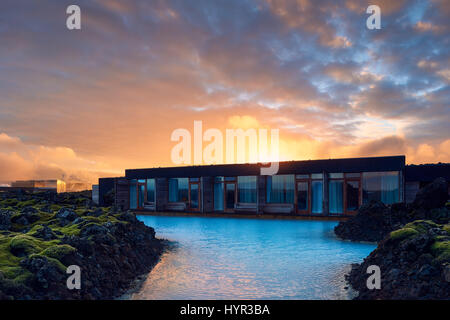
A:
[[132, 215, 375, 300]]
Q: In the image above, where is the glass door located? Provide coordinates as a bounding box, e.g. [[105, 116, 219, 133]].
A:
[[189, 182, 200, 211], [225, 182, 236, 212], [137, 181, 146, 209], [296, 181, 309, 214]]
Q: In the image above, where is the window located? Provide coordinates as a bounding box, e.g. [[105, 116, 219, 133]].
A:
[[296, 174, 309, 179], [311, 173, 323, 179], [329, 173, 344, 179], [363, 171, 399, 205], [214, 177, 224, 211], [329, 180, 343, 214], [168, 178, 189, 202], [297, 181, 308, 211], [138, 183, 145, 208], [146, 179, 155, 202], [237, 176, 257, 203], [347, 180, 360, 211], [267, 175, 295, 203], [345, 173, 361, 178], [311, 180, 323, 214], [129, 179, 137, 209]]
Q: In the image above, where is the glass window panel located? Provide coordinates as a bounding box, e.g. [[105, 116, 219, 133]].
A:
[[146, 179, 155, 202], [225, 177, 236, 181], [214, 176, 224, 182], [138, 179, 146, 183], [329, 180, 343, 214], [345, 173, 361, 178], [362, 171, 399, 205], [297, 181, 308, 211], [138, 184, 145, 208], [267, 175, 295, 204], [311, 173, 323, 179], [329, 173, 344, 179], [190, 184, 199, 209], [190, 178, 199, 182], [129, 180, 137, 209], [347, 180, 360, 211], [296, 174, 309, 179], [214, 180, 224, 211], [226, 183, 235, 209], [311, 181, 323, 214], [168, 178, 188, 202], [237, 176, 257, 203]]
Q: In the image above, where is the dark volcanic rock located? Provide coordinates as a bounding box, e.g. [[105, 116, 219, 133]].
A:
[[334, 201, 393, 242], [11, 210, 40, 226], [21, 255, 66, 290], [413, 177, 448, 210], [347, 220, 450, 300], [0, 210, 12, 230], [32, 225, 57, 240], [56, 208, 78, 221], [85, 208, 103, 217]]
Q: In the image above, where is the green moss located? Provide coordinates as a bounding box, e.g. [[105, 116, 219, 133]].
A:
[[390, 227, 419, 241], [49, 222, 81, 237], [8, 234, 59, 257], [28, 254, 67, 272], [0, 199, 18, 207], [404, 220, 438, 233], [16, 199, 37, 208], [443, 224, 450, 235], [40, 244, 76, 260], [9, 234, 43, 255], [0, 235, 21, 268], [50, 204, 62, 212], [431, 240, 450, 263]]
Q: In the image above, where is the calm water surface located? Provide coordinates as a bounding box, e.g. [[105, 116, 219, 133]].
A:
[[132, 215, 375, 300]]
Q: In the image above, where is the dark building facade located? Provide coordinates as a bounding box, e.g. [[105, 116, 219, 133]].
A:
[[98, 156, 417, 217], [404, 163, 450, 203]]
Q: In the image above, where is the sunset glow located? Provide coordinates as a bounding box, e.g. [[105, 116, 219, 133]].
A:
[[0, 0, 449, 186]]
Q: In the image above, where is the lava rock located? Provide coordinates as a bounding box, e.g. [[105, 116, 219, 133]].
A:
[[0, 210, 13, 230], [33, 225, 57, 241], [413, 177, 448, 210], [56, 208, 78, 222], [11, 211, 40, 226]]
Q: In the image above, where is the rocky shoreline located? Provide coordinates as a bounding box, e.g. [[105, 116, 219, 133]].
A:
[[335, 178, 449, 299], [0, 190, 165, 300]]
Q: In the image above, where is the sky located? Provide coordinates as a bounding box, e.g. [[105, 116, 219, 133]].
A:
[[0, 0, 449, 184]]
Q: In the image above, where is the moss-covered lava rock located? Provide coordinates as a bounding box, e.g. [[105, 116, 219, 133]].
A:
[[0, 190, 164, 300], [347, 220, 450, 299]]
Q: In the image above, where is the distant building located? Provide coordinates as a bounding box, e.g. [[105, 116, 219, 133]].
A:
[[405, 163, 450, 203], [65, 182, 92, 192], [10, 180, 66, 193]]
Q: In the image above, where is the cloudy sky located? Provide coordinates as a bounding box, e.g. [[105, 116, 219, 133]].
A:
[[0, 0, 449, 184]]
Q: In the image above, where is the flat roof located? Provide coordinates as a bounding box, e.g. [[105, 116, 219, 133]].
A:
[[405, 163, 450, 182], [125, 155, 406, 179]]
